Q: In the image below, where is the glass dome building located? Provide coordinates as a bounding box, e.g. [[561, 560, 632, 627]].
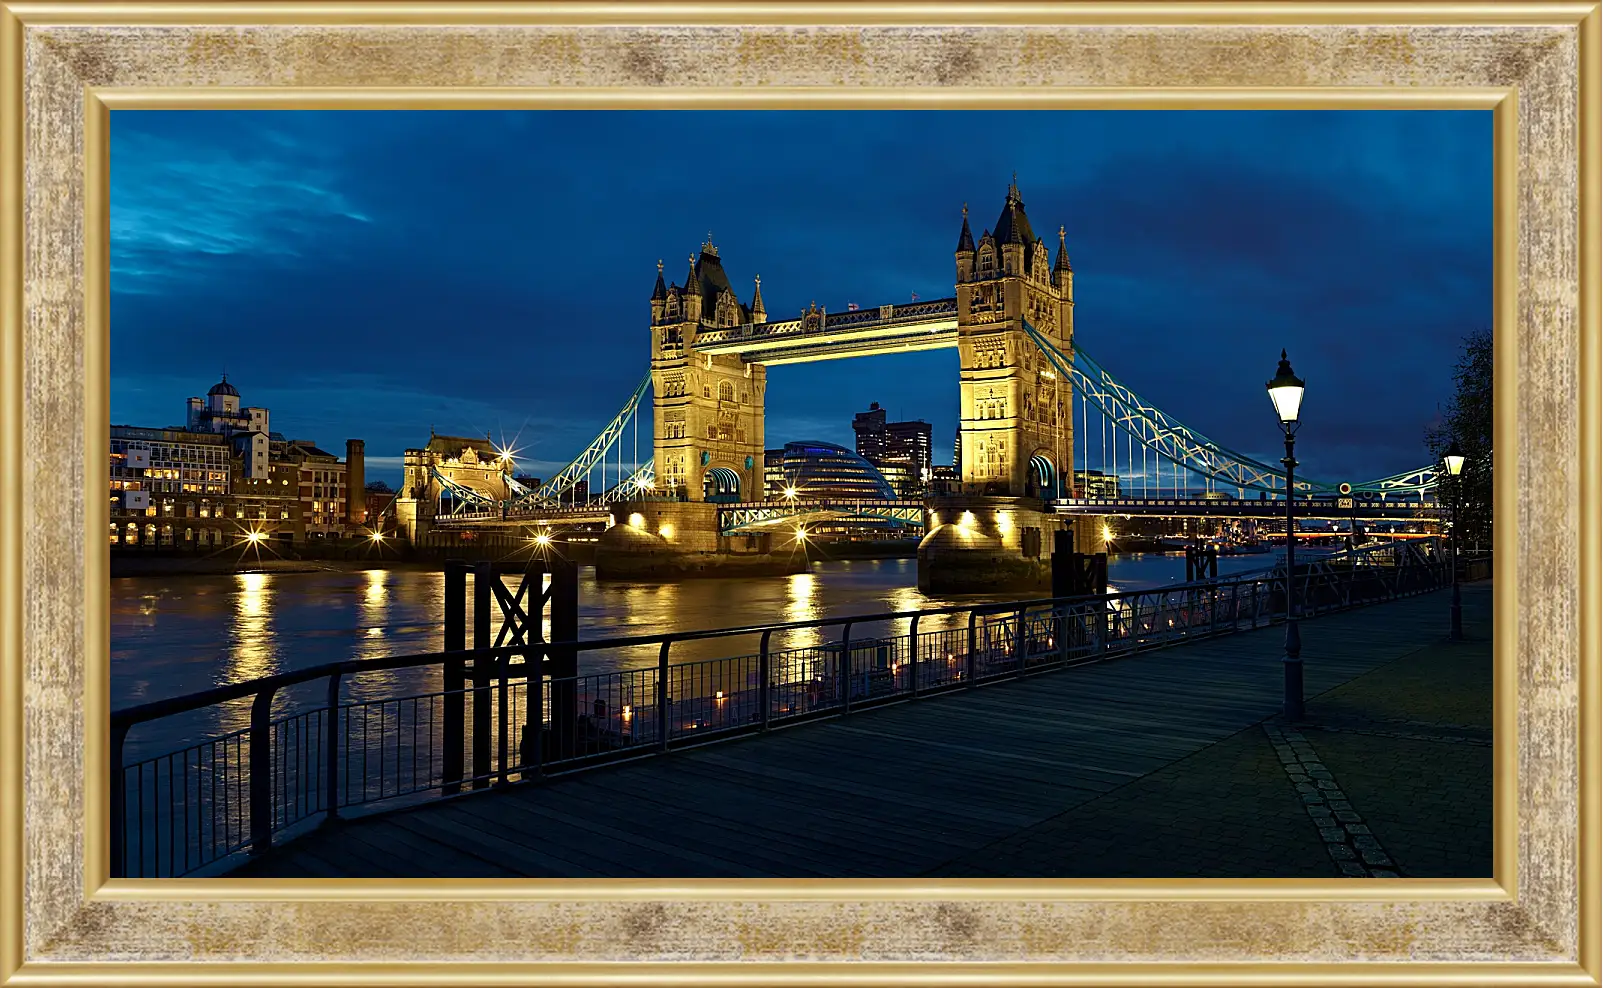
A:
[[777, 441, 896, 499]]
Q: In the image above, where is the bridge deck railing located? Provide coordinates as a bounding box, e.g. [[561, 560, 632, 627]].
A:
[[110, 549, 1458, 878]]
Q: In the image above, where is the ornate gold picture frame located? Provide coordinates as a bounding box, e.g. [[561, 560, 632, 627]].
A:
[[2, 2, 1596, 983]]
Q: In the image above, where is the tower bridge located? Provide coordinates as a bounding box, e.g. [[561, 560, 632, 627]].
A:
[[408, 180, 1446, 591]]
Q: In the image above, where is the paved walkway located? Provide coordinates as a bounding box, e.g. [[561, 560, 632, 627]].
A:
[[233, 584, 1491, 879]]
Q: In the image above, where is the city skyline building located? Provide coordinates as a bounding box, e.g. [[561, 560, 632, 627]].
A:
[[109, 374, 364, 547], [776, 441, 896, 500], [852, 401, 934, 496]]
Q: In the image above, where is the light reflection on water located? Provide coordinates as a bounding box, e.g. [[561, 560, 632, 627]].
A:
[[112, 553, 1262, 759]]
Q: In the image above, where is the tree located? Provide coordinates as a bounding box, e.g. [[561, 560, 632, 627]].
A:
[[1424, 328, 1492, 550], [364, 480, 393, 494]]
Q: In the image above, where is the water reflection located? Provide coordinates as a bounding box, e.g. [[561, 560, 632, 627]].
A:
[[228, 572, 276, 684], [355, 569, 391, 661], [783, 571, 821, 650]]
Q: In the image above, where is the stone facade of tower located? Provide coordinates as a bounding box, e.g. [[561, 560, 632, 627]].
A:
[[648, 240, 768, 503], [954, 182, 1076, 497]]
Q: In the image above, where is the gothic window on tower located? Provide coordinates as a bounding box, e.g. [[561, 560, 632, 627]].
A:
[[719, 381, 735, 403]]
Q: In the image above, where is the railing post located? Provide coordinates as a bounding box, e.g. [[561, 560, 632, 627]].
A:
[[496, 651, 510, 784], [248, 687, 276, 856], [1057, 598, 1074, 664], [442, 560, 467, 795], [965, 611, 978, 688], [1014, 607, 1028, 677], [109, 720, 130, 878], [528, 658, 544, 780], [472, 562, 493, 790], [323, 672, 341, 821], [908, 614, 921, 698], [657, 640, 672, 753], [758, 630, 773, 731], [840, 621, 854, 714]]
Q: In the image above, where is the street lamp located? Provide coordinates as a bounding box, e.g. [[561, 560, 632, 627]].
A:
[[1443, 440, 1465, 641], [1266, 349, 1306, 721]]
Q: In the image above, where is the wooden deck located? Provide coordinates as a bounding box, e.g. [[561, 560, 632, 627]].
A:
[[232, 589, 1466, 878]]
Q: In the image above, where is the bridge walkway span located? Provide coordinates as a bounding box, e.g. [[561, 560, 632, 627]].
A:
[[231, 587, 1475, 879]]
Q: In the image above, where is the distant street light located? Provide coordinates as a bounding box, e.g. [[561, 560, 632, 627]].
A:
[[1443, 441, 1466, 641], [1266, 350, 1306, 721]]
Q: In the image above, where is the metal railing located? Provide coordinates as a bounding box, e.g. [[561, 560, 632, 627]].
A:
[[111, 542, 1455, 877]]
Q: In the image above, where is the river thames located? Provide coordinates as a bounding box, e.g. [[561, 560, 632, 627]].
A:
[[112, 552, 1274, 758]]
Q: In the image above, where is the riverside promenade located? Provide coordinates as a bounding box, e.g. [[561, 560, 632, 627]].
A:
[[233, 583, 1492, 879]]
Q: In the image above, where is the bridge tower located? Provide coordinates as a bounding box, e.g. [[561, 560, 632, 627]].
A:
[[648, 239, 768, 503], [955, 179, 1075, 498]]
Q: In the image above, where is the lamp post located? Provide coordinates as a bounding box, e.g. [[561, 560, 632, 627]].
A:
[[1266, 350, 1307, 721], [1443, 441, 1466, 641]]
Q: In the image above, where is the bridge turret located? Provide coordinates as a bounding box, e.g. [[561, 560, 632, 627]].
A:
[[681, 254, 702, 323], [650, 259, 668, 323], [955, 204, 975, 283], [1054, 225, 1074, 297], [751, 274, 766, 324]]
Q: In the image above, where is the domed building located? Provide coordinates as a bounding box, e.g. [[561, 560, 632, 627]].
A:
[[776, 441, 896, 499]]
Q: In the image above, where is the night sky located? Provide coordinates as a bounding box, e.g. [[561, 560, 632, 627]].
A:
[[109, 110, 1490, 489]]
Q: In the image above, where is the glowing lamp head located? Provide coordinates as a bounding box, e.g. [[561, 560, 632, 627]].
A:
[[533, 532, 552, 547], [244, 531, 265, 544], [370, 531, 384, 542], [1442, 441, 1466, 477], [783, 486, 798, 500], [1101, 523, 1115, 544], [795, 527, 808, 542], [1265, 349, 1306, 425]]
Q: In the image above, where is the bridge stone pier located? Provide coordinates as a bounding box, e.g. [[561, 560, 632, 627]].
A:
[[594, 499, 808, 580], [919, 495, 1108, 593]]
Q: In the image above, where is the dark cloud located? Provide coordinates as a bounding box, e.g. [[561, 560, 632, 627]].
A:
[[110, 110, 1489, 486]]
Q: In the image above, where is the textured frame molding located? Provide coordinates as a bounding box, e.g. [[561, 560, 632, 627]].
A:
[[0, 3, 1596, 985]]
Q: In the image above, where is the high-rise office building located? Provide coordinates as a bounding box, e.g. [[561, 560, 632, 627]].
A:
[[852, 403, 888, 462], [851, 402, 932, 496]]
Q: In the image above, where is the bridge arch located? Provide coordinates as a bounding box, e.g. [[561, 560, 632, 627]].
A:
[[1028, 453, 1059, 499], [703, 466, 743, 503]]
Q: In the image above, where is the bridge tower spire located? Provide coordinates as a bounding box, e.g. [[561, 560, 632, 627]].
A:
[[955, 179, 1075, 499], [955, 204, 976, 282]]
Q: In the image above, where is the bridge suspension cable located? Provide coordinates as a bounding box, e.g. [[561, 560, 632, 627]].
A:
[[512, 373, 652, 506], [1022, 323, 1440, 498]]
